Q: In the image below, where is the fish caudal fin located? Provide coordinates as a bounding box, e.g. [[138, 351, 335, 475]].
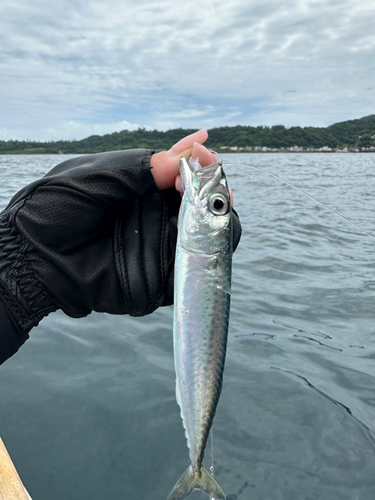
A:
[[167, 465, 226, 500]]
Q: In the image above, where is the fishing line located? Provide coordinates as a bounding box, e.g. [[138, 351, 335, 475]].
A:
[[226, 162, 375, 242]]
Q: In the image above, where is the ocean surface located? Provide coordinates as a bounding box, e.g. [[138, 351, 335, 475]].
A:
[[1, 153, 375, 500]]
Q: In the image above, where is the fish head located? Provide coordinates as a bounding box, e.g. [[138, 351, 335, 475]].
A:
[[179, 157, 232, 255]]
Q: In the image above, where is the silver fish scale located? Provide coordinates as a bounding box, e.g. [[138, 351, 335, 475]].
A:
[[174, 242, 231, 468]]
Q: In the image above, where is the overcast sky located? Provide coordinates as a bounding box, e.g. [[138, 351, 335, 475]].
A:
[[1, 0, 374, 141]]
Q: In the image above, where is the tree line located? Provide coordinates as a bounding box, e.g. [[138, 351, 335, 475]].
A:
[[1, 115, 375, 154]]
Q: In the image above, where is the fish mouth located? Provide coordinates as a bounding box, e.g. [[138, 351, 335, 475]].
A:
[[180, 157, 228, 200]]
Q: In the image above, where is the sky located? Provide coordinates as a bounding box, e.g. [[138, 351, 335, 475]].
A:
[[1, 0, 375, 141]]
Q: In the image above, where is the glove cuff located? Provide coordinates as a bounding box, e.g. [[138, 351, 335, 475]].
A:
[[0, 203, 58, 332]]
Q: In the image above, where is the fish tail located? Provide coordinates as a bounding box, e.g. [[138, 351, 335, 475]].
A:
[[167, 464, 226, 500]]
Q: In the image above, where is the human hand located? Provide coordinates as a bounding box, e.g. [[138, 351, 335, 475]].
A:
[[150, 130, 233, 205], [150, 129, 216, 191]]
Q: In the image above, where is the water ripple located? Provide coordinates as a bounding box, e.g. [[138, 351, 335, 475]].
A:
[[1, 153, 375, 499]]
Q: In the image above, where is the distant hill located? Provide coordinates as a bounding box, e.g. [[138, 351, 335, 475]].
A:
[[1, 115, 375, 154], [326, 115, 375, 148]]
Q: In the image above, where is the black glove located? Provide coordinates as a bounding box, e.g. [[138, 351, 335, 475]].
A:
[[0, 149, 241, 335]]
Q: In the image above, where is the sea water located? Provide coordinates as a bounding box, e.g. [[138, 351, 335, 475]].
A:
[[0, 153, 375, 499]]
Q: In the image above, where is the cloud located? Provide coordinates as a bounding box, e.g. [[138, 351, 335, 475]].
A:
[[43, 120, 142, 141], [0, 127, 17, 141], [1, 0, 375, 140], [0, 119, 144, 142]]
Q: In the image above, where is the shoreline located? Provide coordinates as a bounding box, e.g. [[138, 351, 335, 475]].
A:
[[1, 150, 375, 155]]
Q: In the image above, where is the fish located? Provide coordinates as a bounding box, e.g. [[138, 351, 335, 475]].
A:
[[167, 156, 233, 500]]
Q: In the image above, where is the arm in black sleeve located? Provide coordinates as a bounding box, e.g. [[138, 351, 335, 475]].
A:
[[0, 298, 28, 365], [0, 149, 242, 364], [0, 149, 170, 329]]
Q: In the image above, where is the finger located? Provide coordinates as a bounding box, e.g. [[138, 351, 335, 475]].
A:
[[174, 143, 215, 194], [150, 147, 196, 190], [150, 150, 177, 190], [150, 130, 209, 190], [170, 129, 208, 155], [191, 142, 218, 167], [175, 174, 183, 195]]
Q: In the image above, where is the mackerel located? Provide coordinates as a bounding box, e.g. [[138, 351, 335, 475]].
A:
[[167, 156, 233, 500]]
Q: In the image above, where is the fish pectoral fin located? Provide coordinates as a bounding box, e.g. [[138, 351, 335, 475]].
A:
[[167, 464, 226, 500]]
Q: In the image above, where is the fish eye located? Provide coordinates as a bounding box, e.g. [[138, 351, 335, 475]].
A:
[[208, 193, 229, 216]]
